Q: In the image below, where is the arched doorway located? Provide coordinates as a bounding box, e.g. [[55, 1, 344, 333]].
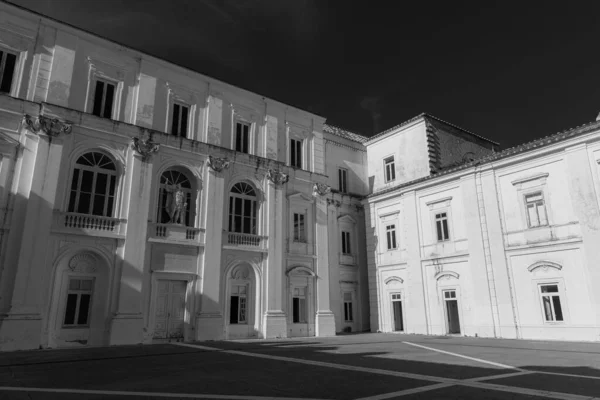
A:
[[47, 251, 111, 348]]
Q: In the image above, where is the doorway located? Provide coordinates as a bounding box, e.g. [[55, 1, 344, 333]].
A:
[[391, 293, 404, 332], [153, 280, 186, 339], [444, 290, 461, 334]]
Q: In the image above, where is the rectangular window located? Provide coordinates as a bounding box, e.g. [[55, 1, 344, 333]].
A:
[[170, 102, 189, 137], [435, 212, 450, 241], [341, 231, 351, 254], [343, 292, 353, 322], [540, 284, 564, 322], [292, 287, 307, 323], [525, 192, 548, 228], [235, 122, 250, 153], [91, 79, 116, 119], [386, 224, 397, 250], [293, 212, 306, 242], [63, 278, 94, 327], [230, 285, 247, 324], [0, 50, 17, 94], [384, 156, 396, 183], [290, 138, 302, 169], [338, 168, 347, 193]]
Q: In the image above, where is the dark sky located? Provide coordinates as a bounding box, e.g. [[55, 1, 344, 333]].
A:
[[10, 0, 600, 149]]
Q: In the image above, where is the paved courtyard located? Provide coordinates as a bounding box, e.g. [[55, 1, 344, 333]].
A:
[[0, 333, 599, 399]]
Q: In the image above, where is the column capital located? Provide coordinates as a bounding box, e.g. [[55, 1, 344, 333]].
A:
[[312, 182, 331, 197], [24, 114, 72, 137], [131, 134, 159, 162], [267, 168, 289, 186], [207, 155, 230, 172]]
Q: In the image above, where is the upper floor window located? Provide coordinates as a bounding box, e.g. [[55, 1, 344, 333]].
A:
[[157, 170, 192, 226], [341, 231, 352, 254], [0, 50, 17, 94], [293, 212, 306, 242], [435, 212, 450, 241], [229, 182, 257, 234], [539, 284, 563, 322], [170, 102, 189, 137], [92, 79, 116, 119], [386, 224, 397, 250], [68, 152, 117, 216], [292, 287, 307, 323], [63, 278, 94, 327], [338, 168, 347, 193], [235, 122, 250, 153], [290, 138, 302, 169], [525, 192, 548, 228], [384, 156, 396, 183]]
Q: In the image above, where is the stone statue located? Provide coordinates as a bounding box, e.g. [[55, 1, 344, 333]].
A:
[[166, 184, 187, 224]]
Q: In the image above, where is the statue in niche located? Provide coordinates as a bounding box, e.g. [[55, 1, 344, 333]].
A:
[[166, 184, 187, 225]]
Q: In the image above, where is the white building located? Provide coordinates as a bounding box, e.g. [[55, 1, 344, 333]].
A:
[[1, 3, 599, 350]]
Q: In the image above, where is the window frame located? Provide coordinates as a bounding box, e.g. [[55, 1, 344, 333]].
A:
[[229, 284, 248, 324], [170, 101, 190, 138], [67, 152, 118, 217], [343, 291, 354, 322], [538, 282, 565, 324], [383, 156, 396, 183], [524, 191, 549, 228], [228, 182, 258, 235], [0, 49, 18, 95], [341, 230, 352, 255], [62, 277, 95, 328], [292, 286, 308, 323], [293, 212, 306, 243], [385, 224, 398, 250], [234, 120, 251, 154], [435, 211, 451, 242], [290, 138, 303, 169], [338, 168, 348, 193], [90, 78, 117, 119]]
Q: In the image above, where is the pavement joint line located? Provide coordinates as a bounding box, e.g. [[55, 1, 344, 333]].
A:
[[461, 381, 600, 400], [353, 383, 455, 400], [0, 387, 328, 400], [463, 370, 535, 382], [402, 341, 516, 369], [524, 370, 600, 381]]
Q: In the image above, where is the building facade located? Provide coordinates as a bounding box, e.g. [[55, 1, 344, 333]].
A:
[[0, 3, 369, 350], [1, 3, 600, 350]]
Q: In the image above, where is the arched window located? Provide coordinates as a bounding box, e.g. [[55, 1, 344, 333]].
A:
[[229, 182, 257, 234], [68, 152, 117, 216], [157, 169, 193, 226]]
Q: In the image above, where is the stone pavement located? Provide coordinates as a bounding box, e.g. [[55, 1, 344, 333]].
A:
[[0, 333, 599, 399]]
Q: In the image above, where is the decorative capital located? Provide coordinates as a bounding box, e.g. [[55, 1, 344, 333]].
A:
[[24, 114, 72, 137], [327, 198, 341, 208], [207, 155, 230, 172], [266, 169, 289, 186], [131, 134, 159, 162], [312, 182, 331, 197]]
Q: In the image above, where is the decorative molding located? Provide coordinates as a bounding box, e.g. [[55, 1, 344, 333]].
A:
[[426, 196, 453, 208], [24, 114, 72, 137], [434, 271, 459, 281], [324, 138, 366, 153], [384, 276, 404, 285], [338, 214, 357, 224], [312, 182, 331, 197], [288, 192, 313, 202], [327, 198, 341, 208], [231, 264, 251, 280], [527, 260, 563, 273], [207, 156, 230, 172], [511, 172, 549, 188], [339, 280, 358, 285], [266, 169, 289, 186], [68, 253, 98, 274], [287, 265, 316, 277], [131, 134, 159, 162], [379, 210, 400, 218]]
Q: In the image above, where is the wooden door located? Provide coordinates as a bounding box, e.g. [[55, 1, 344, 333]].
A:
[[154, 280, 186, 339]]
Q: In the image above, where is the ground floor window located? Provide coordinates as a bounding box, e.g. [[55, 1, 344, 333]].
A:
[[63, 278, 94, 327], [343, 292, 353, 322], [539, 284, 564, 322], [230, 285, 248, 324], [292, 287, 307, 323], [391, 293, 404, 332]]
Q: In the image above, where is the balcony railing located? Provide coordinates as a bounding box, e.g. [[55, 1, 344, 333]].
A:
[[226, 232, 267, 250], [148, 223, 205, 246], [53, 212, 125, 237]]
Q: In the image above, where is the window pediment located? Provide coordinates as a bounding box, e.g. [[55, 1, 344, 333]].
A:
[[527, 261, 562, 273], [338, 214, 357, 224], [434, 271, 459, 281], [511, 172, 549, 189], [426, 196, 452, 209], [384, 276, 404, 285], [288, 192, 313, 203]]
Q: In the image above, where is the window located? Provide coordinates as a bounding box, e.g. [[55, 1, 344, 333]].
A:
[[343, 292, 353, 322], [0, 50, 17, 94], [386, 224, 397, 250], [293, 213, 306, 242], [341, 231, 351, 254], [170, 102, 189, 137], [435, 212, 450, 241], [63, 278, 94, 327], [229, 284, 247, 324], [235, 121, 250, 153], [292, 287, 307, 323], [384, 156, 396, 183], [525, 192, 548, 228], [68, 152, 117, 216], [157, 170, 193, 226], [539, 284, 564, 322], [229, 182, 257, 234], [290, 138, 302, 169], [338, 168, 347, 193]]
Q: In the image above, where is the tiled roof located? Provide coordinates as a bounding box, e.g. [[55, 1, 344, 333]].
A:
[[367, 119, 600, 199], [365, 113, 499, 146], [323, 124, 369, 144]]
